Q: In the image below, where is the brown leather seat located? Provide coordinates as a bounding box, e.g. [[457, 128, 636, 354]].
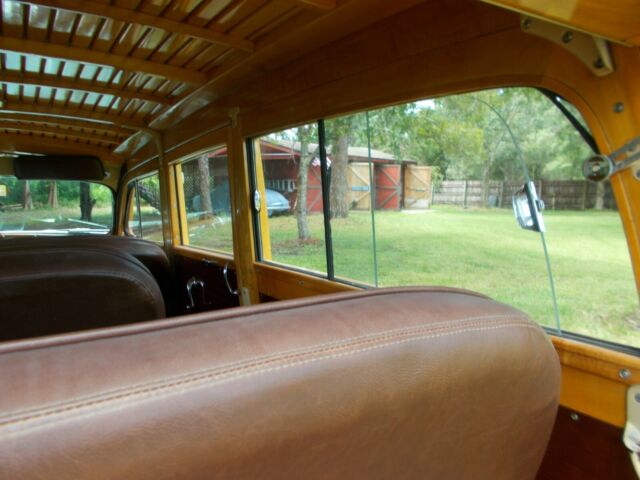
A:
[[0, 287, 560, 479], [0, 236, 174, 313], [0, 248, 165, 341]]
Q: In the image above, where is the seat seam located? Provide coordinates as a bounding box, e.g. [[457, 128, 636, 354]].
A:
[[0, 287, 494, 353], [0, 321, 541, 434], [1, 314, 525, 420]]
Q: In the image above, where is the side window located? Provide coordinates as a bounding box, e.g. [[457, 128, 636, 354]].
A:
[[127, 172, 163, 244], [254, 124, 328, 275], [251, 87, 639, 349], [176, 147, 233, 254]]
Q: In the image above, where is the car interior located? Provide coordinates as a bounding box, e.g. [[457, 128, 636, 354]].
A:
[[0, 0, 639, 479]]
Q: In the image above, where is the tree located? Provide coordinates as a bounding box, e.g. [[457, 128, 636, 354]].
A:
[[295, 126, 317, 241], [48, 181, 58, 208], [22, 181, 33, 210], [79, 182, 95, 221], [328, 116, 353, 219], [197, 154, 214, 217]]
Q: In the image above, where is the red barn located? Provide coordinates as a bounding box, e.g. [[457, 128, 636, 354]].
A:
[[258, 139, 413, 213]]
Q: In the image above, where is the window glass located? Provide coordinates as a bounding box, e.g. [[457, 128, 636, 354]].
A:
[[178, 148, 233, 253], [128, 173, 163, 243], [256, 124, 327, 275], [324, 114, 377, 284], [353, 88, 637, 346], [0, 176, 113, 234], [251, 87, 639, 348]]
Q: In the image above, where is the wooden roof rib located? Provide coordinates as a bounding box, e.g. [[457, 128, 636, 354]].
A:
[[0, 0, 340, 163]]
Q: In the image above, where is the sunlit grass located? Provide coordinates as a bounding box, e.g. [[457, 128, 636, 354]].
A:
[[263, 207, 639, 347]]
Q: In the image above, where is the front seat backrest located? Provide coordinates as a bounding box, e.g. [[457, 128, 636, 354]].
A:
[[0, 236, 173, 311], [0, 287, 560, 479], [0, 247, 165, 340]]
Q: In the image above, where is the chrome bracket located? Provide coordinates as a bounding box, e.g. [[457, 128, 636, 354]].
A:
[[223, 263, 239, 296], [521, 16, 614, 77], [186, 276, 209, 310]]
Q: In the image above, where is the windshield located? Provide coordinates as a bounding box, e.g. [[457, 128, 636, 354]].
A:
[[0, 176, 113, 235]]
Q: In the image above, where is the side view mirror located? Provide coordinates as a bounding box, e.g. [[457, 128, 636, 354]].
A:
[[512, 182, 545, 233]]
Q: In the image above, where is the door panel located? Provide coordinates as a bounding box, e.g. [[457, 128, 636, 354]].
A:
[[173, 252, 240, 315], [537, 406, 636, 480]]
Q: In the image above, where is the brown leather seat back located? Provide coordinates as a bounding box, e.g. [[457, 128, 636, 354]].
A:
[[0, 287, 559, 479], [0, 236, 173, 310], [0, 248, 165, 341]]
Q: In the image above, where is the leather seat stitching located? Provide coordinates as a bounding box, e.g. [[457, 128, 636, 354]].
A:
[[0, 321, 542, 434], [0, 287, 493, 353], [1, 314, 525, 420]]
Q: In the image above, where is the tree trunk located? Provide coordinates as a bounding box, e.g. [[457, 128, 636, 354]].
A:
[[296, 127, 313, 241], [137, 183, 161, 211], [594, 181, 605, 210], [22, 181, 33, 210], [48, 181, 58, 208], [197, 155, 214, 217], [330, 132, 350, 219], [80, 182, 95, 221]]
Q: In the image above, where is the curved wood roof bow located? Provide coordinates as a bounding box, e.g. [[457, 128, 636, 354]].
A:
[[0, 0, 337, 163]]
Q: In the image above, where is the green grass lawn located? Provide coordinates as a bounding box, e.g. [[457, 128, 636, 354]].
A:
[[264, 207, 640, 348]]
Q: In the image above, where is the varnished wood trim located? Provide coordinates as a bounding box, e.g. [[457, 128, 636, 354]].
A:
[[253, 139, 272, 260], [551, 335, 640, 428], [552, 336, 640, 384], [255, 263, 358, 300], [293, 0, 336, 9], [0, 132, 120, 164], [1, 104, 147, 130], [173, 162, 189, 247], [0, 121, 120, 144], [0, 113, 131, 137], [228, 117, 260, 305], [17, 0, 254, 52]]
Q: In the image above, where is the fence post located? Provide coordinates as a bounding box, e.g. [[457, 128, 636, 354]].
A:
[[582, 181, 588, 210], [430, 182, 434, 208], [498, 181, 504, 208], [463, 180, 468, 209]]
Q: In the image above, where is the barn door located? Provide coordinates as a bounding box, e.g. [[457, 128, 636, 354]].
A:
[[403, 165, 432, 209], [375, 164, 401, 210], [348, 162, 371, 210]]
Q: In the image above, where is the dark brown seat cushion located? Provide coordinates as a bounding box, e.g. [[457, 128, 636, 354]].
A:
[[0, 247, 165, 341]]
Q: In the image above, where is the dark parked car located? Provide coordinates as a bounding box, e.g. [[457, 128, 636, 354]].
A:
[[192, 182, 290, 216]]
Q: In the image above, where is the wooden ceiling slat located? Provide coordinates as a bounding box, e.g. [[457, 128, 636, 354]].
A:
[[1, 102, 147, 129], [0, 131, 120, 162], [227, 1, 286, 39], [0, 70, 173, 105], [0, 36, 207, 85], [16, 0, 254, 51], [209, 0, 268, 33], [185, 0, 233, 26], [292, 0, 335, 8], [0, 112, 131, 136], [0, 120, 121, 144]]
